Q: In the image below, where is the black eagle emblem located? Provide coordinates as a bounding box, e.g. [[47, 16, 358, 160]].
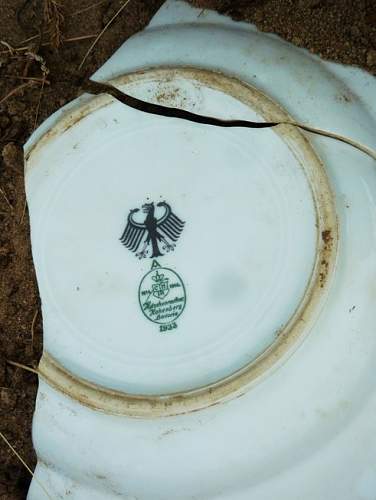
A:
[[120, 201, 185, 259]]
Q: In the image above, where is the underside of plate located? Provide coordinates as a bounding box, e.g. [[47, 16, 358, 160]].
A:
[[26, 1, 376, 499], [27, 68, 337, 416]]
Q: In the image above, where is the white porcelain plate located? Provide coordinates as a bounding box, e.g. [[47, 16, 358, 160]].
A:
[[25, 2, 376, 499]]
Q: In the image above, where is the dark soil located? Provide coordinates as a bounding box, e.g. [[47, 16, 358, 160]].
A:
[[190, 0, 376, 73], [0, 0, 374, 498]]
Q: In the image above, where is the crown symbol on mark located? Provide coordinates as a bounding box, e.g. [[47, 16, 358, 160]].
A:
[[152, 270, 165, 283]]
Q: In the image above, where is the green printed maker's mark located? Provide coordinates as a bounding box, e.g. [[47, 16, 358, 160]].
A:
[[139, 260, 186, 331]]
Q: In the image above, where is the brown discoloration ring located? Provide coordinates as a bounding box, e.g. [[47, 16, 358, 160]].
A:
[[25, 97, 110, 164], [30, 68, 338, 418]]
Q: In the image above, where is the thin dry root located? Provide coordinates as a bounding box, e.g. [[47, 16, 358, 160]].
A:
[[44, 0, 65, 49], [30, 308, 39, 348], [25, 51, 50, 75], [78, 0, 134, 70], [6, 360, 39, 375], [0, 40, 16, 55], [0, 186, 14, 211], [0, 81, 39, 107], [0, 430, 53, 499]]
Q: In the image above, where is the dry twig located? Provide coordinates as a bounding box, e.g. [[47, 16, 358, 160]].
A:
[[0, 34, 98, 55], [0, 45, 31, 54], [30, 309, 39, 348], [6, 360, 39, 375], [3, 75, 50, 84], [78, 0, 134, 70], [44, 0, 65, 49], [0, 40, 16, 55], [0, 81, 38, 106], [19, 199, 28, 225], [72, 0, 108, 17], [0, 430, 53, 499], [33, 73, 47, 130], [65, 34, 99, 42], [25, 51, 50, 75], [0, 187, 14, 211], [19, 33, 45, 45]]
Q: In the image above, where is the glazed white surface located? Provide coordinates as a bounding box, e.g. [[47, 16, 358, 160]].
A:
[[26, 1, 376, 499]]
